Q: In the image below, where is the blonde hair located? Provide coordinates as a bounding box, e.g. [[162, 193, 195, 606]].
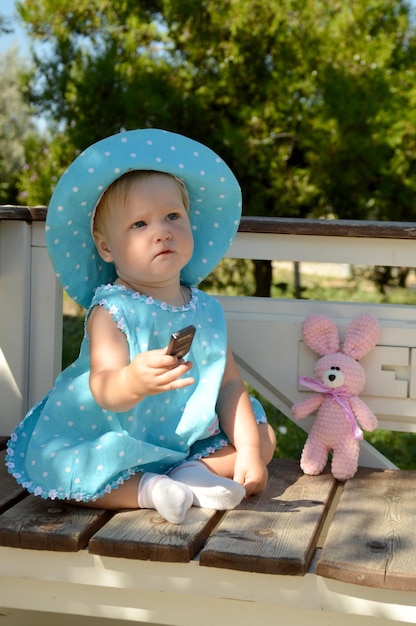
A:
[[93, 170, 190, 239]]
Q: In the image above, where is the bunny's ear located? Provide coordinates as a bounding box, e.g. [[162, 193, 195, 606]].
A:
[[343, 315, 380, 360], [301, 315, 340, 356]]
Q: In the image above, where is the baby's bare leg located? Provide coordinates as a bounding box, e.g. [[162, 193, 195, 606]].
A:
[[77, 474, 141, 509], [200, 422, 276, 478]]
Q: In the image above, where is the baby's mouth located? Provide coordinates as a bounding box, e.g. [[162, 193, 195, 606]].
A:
[[156, 248, 173, 257]]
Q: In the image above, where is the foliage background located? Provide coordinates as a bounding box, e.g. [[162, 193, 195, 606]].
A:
[[9, 0, 416, 227]]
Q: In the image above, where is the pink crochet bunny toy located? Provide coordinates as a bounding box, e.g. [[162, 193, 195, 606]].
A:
[[291, 314, 380, 481]]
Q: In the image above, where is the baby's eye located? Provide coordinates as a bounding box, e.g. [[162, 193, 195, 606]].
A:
[[167, 212, 180, 221], [132, 220, 146, 229]]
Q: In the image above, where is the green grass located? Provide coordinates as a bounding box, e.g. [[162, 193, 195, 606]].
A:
[[62, 263, 416, 469], [62, 314, 85, 370]]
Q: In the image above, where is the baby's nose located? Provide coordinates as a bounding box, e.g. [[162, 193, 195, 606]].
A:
[[155, 228, 171, 241]]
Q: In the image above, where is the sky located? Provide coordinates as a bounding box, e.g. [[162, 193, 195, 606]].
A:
[[0, 0, 29, 57]]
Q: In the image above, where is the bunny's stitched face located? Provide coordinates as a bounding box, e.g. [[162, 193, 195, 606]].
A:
[[313, 353, 366, 395]]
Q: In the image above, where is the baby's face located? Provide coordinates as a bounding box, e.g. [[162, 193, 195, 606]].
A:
[[95, 174, 194, 291]]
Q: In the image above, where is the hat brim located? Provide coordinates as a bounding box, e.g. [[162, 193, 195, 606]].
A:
[[46, 129, 242, 308]]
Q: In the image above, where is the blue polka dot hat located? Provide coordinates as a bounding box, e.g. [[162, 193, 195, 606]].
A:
[[46, 128, 242, 308]]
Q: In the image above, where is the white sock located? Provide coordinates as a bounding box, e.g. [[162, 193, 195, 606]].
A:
[[137, 473, 193, 524], [169, 461, 246, 510]]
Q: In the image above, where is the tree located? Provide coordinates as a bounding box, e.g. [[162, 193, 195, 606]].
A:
[[0, 48, 35, 203], [15, 0, 416, 292], [304, 1, 416, 221]]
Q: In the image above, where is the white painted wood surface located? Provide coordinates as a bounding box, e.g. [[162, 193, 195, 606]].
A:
[[0, 545, 415, 626], [28, 221, 62, 409], [227, 230, 416, 266], [0, 220, 31, 434], [0, 219, 62, 435]]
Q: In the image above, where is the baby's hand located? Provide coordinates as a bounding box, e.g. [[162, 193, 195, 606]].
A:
[[126, 349, 194, 397], [233, 446, 268, 496]]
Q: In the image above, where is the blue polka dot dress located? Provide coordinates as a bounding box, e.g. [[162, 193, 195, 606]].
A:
[[6, 284, 266, 502]]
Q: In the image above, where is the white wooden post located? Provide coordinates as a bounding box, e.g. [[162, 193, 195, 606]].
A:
[[0, 216, 62, 436], [0, 220, 31, 434], [28, 221, 62, 410]]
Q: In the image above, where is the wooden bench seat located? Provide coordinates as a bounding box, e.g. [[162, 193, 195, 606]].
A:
[[2, 436, 416, 593], [0, 439, 333, 573], [317, 468, 416, 590]]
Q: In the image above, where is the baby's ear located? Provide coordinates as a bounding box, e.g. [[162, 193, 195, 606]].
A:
[[301, 315, 340, 356], [343, 315, 380, 360], [94, 231, 113, 263]]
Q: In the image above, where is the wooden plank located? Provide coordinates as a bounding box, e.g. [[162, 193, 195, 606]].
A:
[[199, 458, 337, 575], [0, 205, 47, 221], [238, 216, 416, 239], [0, 495, 112, 552], [316, 468, 416, 590], [0, 451, 27, 514], [89, 505, 223, 562]]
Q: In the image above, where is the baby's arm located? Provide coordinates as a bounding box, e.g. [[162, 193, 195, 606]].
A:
[[216, 346, 268, 495], [88, 306, 194, 411]]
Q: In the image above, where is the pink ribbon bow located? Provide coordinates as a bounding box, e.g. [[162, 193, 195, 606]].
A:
[[298, 376, 363, 440]]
